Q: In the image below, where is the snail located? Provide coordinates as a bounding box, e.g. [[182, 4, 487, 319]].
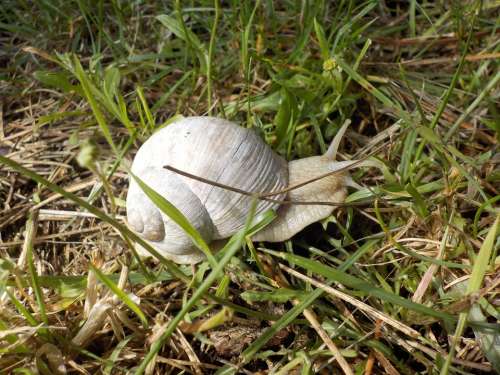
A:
[[126, 116, 359, 264]]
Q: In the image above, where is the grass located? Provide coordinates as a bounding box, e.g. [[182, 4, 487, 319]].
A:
[[0, 0, 499, 374]]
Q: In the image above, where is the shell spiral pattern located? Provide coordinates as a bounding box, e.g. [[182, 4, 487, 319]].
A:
[[126, 117, 289, 263]]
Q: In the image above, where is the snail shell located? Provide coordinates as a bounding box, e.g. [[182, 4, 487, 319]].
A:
[[126, 117, 288, 263], [126, 116, 350, 264]]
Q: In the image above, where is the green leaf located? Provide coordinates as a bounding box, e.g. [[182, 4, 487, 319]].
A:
[[467, 214, 499, 293], [37, 111, 86, 127], [473, 195, 500, 237], [334, 56, 408, 122], [72, 56, 118, 154], [441, 215, 500, 375], [25, 212, 49, 332], [246, 209, 277, 237], [405, 182, 429, 218], [13, 368, 37, 375], [313, 18, 329, 60], [136, 85, 155, 130], [103, 66, 121, 100], [4, 289, 38, 327], [240, 0, 260, 75], [33, 70, 77, 93], [399, 129, 417, 182], [274, 88, 297, 149], [241, 288, 323, 365], [152, 71, 192, 113], [224, 91, 281, 116], [469, 304, 500, 373], [156, 14, 208, 73], [103, 336, 134, 375], [416, 125, 444, 148]]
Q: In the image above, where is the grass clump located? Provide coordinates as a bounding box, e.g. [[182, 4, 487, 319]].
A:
[[0, 1, 499, 374]]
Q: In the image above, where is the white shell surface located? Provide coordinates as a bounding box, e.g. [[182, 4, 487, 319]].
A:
[[127, 167, 215, 256], [129, 116, 288, 240]]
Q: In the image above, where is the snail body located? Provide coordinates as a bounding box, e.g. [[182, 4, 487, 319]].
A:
[[126, 116, 350, 264]]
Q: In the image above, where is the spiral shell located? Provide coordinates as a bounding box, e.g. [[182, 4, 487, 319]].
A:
[[126, 116, 288, 263]]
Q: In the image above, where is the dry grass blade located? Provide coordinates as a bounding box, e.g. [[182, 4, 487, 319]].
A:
[[440, 214, 500, 375], [17, 209, 39, 270], [299, 305, 354, 375], [71, 298, 114, 348], [412, 224, 450, 304], [280, 264, 421, 339]]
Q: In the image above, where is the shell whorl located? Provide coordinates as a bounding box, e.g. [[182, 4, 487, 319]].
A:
[[126, 167, 215, 259]]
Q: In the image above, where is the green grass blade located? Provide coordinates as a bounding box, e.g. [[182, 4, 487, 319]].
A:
[[264, 249, 456, 323], [0, 155, 189, 283], [89, 264, 148, 328], [135, 85, 155, 131], [241, 0, 260, 76], [151, 71, 192, 113], [338, 239, 379, 272], [415, 125, 489, 203], [334, 56, 409, 123], [134, 199, 258, 375], [72, 56, 118, 155], [409, 0, 416, 37], [207, 0, 221, 114], [440, 214, 500, 374], [313, 18, 330, 60], [469, 304, 500, 373], [444, 70, 500, 141], [473, 195, 500, 237], [156, 14, 208, 73], [103, 336, 133, 375], [129, 172, 216, 268], [466, 214, 499, 294], [414, 6, 479, 162], [4, 289, 39, 327], [25, 211, 49, 329], [240, 288, 324, 365]]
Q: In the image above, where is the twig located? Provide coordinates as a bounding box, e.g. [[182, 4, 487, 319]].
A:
[[163, 163, 381, 208]]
